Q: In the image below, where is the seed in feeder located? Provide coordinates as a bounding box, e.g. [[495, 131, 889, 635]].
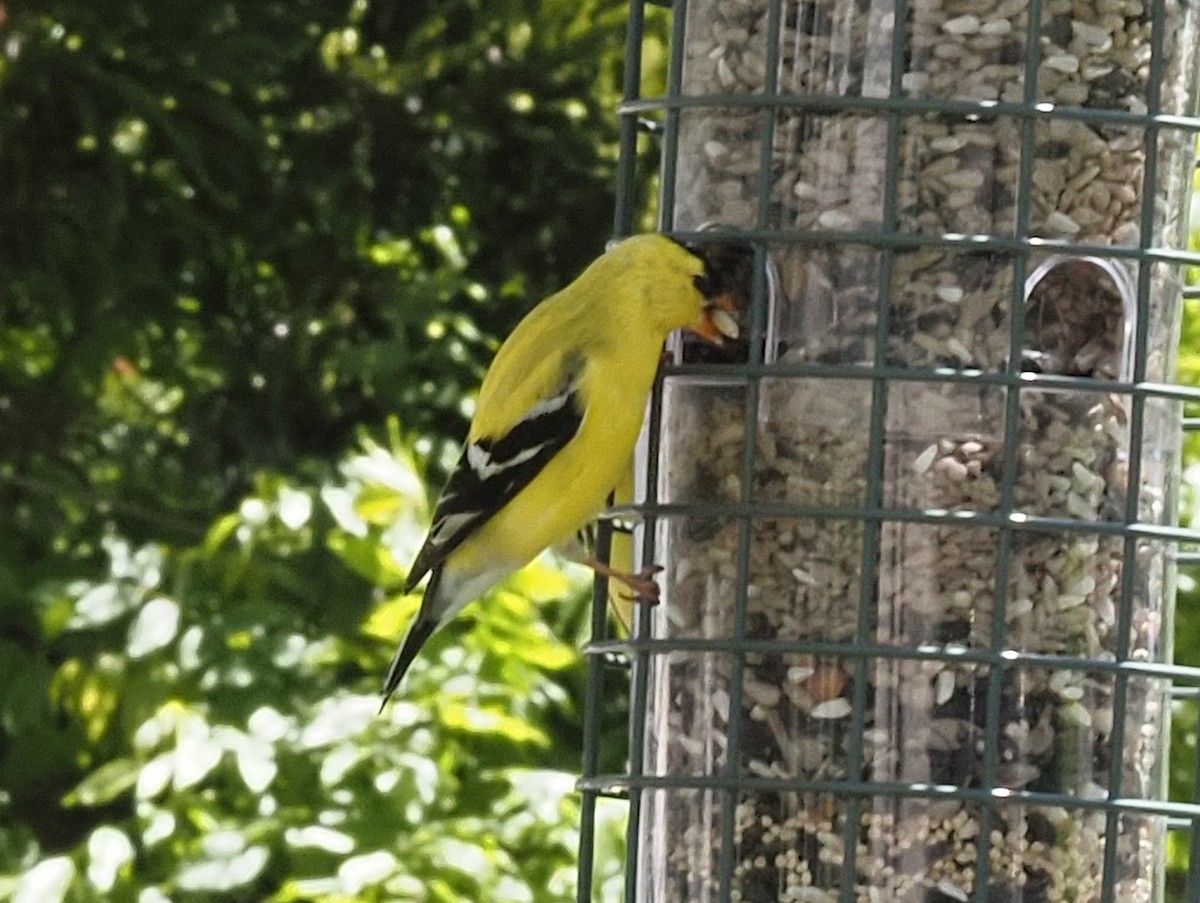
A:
[[787, 662, 816, 683], [1065, 491, 1093, 518], [817, 208, 856, 230], [930, 136, 967, 154], [913, 443, 939, 474], [933, 455, 969, 481], [945, 337, 973, 363], [980, 18, 1013, 36], [1009, 597, 1034, 617], [942, 14, 981, 35], [745, 679, 782, 708], [745, 759, 775, 779], [717, 57, 736, 89], [704, 140, 729, 164], [792, 566, 817, 585], [1072, 21, 1113, 46], [1043, 54, 1081, 74], [810, 698, 852, 720], [936, 878, 970, 901], [712, 688, 730, 722], [1043, 211, 1082, 234], [942, 168, 987, 190], [805, 664, 848, 702]]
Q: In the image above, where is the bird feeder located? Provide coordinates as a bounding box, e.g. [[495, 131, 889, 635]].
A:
[[577, 1, 1200, 902]]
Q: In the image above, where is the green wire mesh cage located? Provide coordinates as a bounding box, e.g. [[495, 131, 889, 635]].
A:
[[578, 0, 1200, 901]]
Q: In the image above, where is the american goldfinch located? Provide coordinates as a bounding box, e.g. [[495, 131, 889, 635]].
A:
[[584, 239, 759, 634], [381, 234, 739, 703]]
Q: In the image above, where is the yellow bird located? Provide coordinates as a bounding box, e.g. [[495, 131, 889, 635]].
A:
[[381, 234, 739, 703]]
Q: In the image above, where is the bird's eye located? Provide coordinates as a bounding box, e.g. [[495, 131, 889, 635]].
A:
[[693, 273, 713, 296]]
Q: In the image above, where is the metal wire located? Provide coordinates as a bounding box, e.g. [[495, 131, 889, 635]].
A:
[[577, 517, 613, 903], [712, 4, 784, 899], [575, 0, 655, 896], [968, 5, 1045, 893], [617, 90, 1200, 129], [577, 772, 1200, 820]]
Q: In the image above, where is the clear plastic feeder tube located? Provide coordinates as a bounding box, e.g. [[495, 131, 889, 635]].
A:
[[635, 0, 1197, 900]]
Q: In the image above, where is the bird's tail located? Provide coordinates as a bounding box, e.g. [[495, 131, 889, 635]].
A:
[[379, 569, 444, 710]]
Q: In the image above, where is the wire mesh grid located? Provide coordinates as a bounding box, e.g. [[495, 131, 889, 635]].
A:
[[579, 0, 1200, 901]]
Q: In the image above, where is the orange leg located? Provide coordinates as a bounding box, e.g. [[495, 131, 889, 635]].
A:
[[587, 559, 664, 605]]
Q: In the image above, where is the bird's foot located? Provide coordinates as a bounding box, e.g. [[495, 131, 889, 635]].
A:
[[589, 560, 664, 605], [619, 564, 667, 607], [613, 564, 665, 605]]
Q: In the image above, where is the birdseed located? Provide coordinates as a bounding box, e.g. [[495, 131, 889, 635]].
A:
[[636, 0, 1193, 899]]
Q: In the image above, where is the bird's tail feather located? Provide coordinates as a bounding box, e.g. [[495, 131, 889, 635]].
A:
[[379, 569, 444, 710]]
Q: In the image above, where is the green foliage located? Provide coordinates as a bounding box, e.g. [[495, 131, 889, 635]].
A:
[[0, 439, 610, 902], [0, 0, 631, 554], [0, 0, 640, 899]]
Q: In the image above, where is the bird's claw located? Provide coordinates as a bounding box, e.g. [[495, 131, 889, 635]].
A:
[[616, 564, 664, 606], [587, 558, 665, 605]]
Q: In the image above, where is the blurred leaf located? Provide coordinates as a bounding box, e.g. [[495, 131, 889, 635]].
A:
[[85, 825, 135, 893], [440, 702, 550, 747], [13, 857, 75, 903], [361, 594, 420, 644], [327, 532, 408, 588], [126, 596, 181, 658], [203, 513, 243, 557], [64, 759, 139, 808], [354, 484, 409, 525]]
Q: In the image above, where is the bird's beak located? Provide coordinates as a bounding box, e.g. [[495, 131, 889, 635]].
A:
[[688, 292, 740, 345]]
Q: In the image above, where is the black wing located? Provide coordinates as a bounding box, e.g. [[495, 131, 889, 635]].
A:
[[404, 374, 585, 592]]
